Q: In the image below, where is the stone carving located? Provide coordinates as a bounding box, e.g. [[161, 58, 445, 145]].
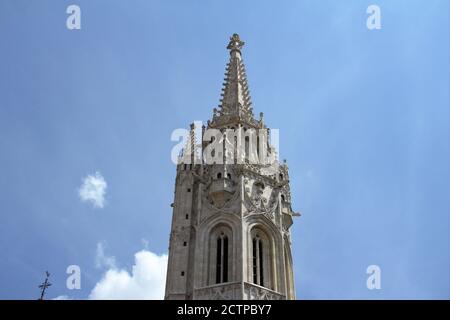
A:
[[245, 283, 285, 300], [243, 180, 281, 221], [194, 283, 241, 300], [202, 184, 240, 215], [194, 171, 241, 221], [227, 33, 245, 52]]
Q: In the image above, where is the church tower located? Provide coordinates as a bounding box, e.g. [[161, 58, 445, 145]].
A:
[[165, 34, 298, 300]]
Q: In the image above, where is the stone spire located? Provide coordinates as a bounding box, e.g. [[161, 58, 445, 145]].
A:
[[165, 34, 297, 301], [210, 34, 257, 128]]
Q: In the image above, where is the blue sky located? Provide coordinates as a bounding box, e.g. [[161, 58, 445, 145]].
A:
[[0, 0, 448, 299]]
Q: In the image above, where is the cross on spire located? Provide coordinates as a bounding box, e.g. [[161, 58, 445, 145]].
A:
[[38, 271, 52, 300]]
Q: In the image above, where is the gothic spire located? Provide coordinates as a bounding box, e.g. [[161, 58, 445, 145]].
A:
[[210, 34, 259, 128]]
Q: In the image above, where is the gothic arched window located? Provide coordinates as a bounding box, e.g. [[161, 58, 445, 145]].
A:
[[216, 233, 228, 284], [252, 234, 264, 286], [245, 136, 250, 164], [250, 228, 273, 289], [208, 225, 233, 285]]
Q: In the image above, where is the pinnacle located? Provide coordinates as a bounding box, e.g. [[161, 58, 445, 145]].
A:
[[210, 34, 257, 128]]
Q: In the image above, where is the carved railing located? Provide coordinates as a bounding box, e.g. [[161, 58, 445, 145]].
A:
[[193, 282, 241, 300], [243, 282, 285, 300], [193, 282, 285, 300]]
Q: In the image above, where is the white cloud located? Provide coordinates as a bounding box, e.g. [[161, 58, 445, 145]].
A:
[[89, 250, 168, 300], [53, 295, 72, 300], [95, 242, 116, 269], [79, 172, 107, 208]]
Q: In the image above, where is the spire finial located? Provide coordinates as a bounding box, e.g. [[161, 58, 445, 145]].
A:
[[227, 34, 245, 53]]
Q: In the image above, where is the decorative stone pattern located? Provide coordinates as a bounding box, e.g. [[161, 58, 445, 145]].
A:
[[244, 282, 285, 300], [193, 282, 242, 300]]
